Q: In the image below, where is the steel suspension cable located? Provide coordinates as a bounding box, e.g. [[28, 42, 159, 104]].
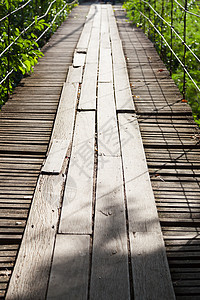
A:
[[140, 11, 200, 95]]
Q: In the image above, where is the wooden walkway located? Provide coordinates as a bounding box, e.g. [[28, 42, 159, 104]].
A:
[[1, 3, 200, 300]]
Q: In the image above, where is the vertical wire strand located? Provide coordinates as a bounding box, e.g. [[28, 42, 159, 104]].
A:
[[148, 0, 151, 38], [170, 0, 173, 75], [154, 0, 156, 43], [183, 0, 188, 99], [7, 0, 11, 101], [143, 0, 146, 32], [161, 0, 164, 58]]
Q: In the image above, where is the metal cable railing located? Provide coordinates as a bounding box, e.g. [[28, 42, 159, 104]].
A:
[[0, 0, 33, 23], [129, 0, 200, 109], [173, 0, 200, 18], [0, 0, 78, 103], [36, 0, 77, 42], [140, 11, 200, 93], [0, 0, 57, 59], [141, 0, 200, 64]]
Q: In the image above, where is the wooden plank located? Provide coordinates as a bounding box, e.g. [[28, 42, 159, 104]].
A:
[[59, 112, 95, 234], [86, 28, 100, 64], [100, 32, 110, 48], [47, 235, 90, 299], [73, 52, 86, 67], [76, 7, 93, 50], [6, 174, 65, 300], [118, 113, 161, 232], [111, 40, 126, 65], [50, 82, 78, 142], [41, 139, 69, 174], [113, 64, 135, 111], [101, 7, 109, 34], [92, 5, 101, 29], [90, 156, 130, 299], [78, 63, 97, 110], [98, 48, 112, 83], [98, 83, 120, 157], [66, 66, 83, 83], [130, 232, 175, 300]]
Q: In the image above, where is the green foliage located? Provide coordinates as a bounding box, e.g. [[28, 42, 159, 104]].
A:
[[0, 0, 77, 106], [123, 0, 200, 123]]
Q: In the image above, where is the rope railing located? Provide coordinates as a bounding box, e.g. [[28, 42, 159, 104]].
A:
[[0, 0, 78, 104]]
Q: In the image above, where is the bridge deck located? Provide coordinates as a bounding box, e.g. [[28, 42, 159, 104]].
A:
[[1, 3, 200, 300]]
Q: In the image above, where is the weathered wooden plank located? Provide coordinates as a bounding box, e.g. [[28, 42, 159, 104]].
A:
[[111, 40, 126, 65], [73, 52, 86, 67], [47, 235, 90, 299], [101, 6, 109, 34], [130, 232, 175, 300], [98, 48, 112, 83], [86, 28, 100, 64], [90, 156, 130, 299], [6, 174, 65, 300], [118, 113, 161, 232], [66, 66, 83, 83], [100, 32, 110, 48], [98, 83, 120, 157], [59, 112, 95, 234], [76, 8, 93, 50], [42, 139, 69, 174], [113, 64, 135, 111], [50, 82, 78, 142], [78, 63, 97, 110]]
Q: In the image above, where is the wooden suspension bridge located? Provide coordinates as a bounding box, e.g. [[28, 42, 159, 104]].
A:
[[0, 2, 199, 299]]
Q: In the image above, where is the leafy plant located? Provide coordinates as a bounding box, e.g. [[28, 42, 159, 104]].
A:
[[0, 0, 77, 106], [123, 0, 200, 123]]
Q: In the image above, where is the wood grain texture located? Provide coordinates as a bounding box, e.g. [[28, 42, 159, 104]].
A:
[[78, 63, 97, 110], [47, 235, 90, 300], [118, 113, 161, 232], [76, 24, 92, 51], [6, 174, 65, 300], [98, 48, 112, 83], [76, 5, 94, 50], [86, 28, 100, 64], [130, 232, 175, 300], [111, 40, 126, 65], [50, 82, 78, 142], [59, 112, 95, 234], [100, 32, 110, 48], [73, 53, 86, 67], [66, 66, 83, 83], [42, 139, 69, 174], [98, 83, 120, 157], [90, 156, 130, 300], [113, 64, 135, 111]]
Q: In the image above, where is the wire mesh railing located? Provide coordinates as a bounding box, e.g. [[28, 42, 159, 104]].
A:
[[0, 0, 78, 105], [124, 0, 200, 123]]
